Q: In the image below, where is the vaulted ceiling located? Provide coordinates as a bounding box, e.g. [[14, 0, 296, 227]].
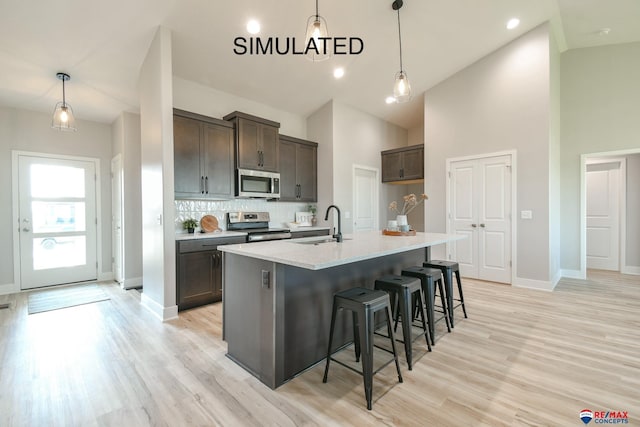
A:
[[1, 0, 639, 130]]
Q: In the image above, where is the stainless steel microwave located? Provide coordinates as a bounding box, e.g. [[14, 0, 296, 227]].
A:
[[236, 168, 280, 198]]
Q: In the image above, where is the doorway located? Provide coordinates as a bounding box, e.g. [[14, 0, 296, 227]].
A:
[[111, 155, 124, 284], [352, 165, 379, 232], [581, 149, 639, 277], [13, 152, 99, 289], [446, 152, 514, 284]]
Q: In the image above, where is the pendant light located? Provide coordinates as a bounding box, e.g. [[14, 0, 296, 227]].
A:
[[305, 0, 330, 61], [392, 0, 411, 102], [51, 72, 77, 131]]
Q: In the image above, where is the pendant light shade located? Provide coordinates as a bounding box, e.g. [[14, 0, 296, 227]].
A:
[[51, 72, 77, 131], [305, 0, 330, 61], [392, 0, 411, 102]]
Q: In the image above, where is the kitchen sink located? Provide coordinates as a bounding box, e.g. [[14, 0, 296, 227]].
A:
[[292, 236, 351, 245]]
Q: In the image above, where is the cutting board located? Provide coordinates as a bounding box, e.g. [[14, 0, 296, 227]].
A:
[[200, 215, 220, 233]]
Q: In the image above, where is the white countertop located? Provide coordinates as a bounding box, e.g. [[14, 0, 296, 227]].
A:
[[175, 230, 247, 241], [218, 230, 465, 270]]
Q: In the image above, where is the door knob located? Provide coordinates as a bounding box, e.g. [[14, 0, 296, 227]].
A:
[[471, 224, 477, 228], [22, 227, 30, 232], [480, 223, 485, 228]]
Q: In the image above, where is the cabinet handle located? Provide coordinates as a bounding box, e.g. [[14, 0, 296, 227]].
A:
[[471, 224, 477, 228], [259, 151, 264, 167], [400, 168, 404, 178], [480, 223, 485, 228], [205, 176, 209, 194], [201, 176, 205, 194]]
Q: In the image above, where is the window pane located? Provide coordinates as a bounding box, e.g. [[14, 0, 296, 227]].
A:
[[31, 202, 86, 233], [31, 164, 85, 198], [33, 236, 86, 270]]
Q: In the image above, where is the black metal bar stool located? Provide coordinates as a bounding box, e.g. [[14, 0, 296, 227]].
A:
[[423, 260, 468, 327], [401, 266, 451, 345], [323, 287, 403, 410], [374, 275, 431, 370]]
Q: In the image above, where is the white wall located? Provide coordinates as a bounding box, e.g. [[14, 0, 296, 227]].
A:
[[560, 42, 640, 272], [111, 112, 143, 288], [139, 26, 177, 320], [0, 106, 112, 292], [173, 77, 306, 139], [549, 29, 562, 283], [424, 24, 552, 283], [308, 101, 408, 234]]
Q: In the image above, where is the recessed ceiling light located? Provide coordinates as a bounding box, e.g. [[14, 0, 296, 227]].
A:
[[333, 68, 345, 79], [246, 19, 261, 34], [506, 18, 520, 30], [385, 96, 396, 104]]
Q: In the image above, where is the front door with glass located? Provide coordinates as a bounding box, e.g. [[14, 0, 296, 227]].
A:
[[18, 154, 98, 289]]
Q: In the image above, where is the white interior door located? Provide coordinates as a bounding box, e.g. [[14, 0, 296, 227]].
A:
[[353, 166, 378, 232], [111, 155, 124, 284], [18, 155, 98, 289], [449, 155, 512, 283], [586, 162, 620, 271]]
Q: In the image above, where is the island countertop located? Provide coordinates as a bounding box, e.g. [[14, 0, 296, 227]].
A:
[[218, 230, 463, 270]]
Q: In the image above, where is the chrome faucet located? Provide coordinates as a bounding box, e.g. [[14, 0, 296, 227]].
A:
[[324, 205, 343, 243]]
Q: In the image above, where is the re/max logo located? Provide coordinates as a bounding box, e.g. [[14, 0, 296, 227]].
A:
[[233, 36, 364, 56], [595, 411, 628, 418]]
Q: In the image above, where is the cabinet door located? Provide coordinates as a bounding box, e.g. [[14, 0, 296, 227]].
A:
[[174, 116, 203, 197], [402, 147, 424, 180], [177, 251, 216, 310], [237, 118, 260, 169], [382, 151, 403, 182], [296, 144, 317, 202], [203, 123, 234, 198], [278, 138, 298, 201], [212, 251, 222, 298], [260, 125, 279, 172]]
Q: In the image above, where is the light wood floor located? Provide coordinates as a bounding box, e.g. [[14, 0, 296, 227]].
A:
[[1, 270, 638, 426]]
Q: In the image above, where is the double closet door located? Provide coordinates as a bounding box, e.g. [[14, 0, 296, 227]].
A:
[[448, 154, 512, 284]]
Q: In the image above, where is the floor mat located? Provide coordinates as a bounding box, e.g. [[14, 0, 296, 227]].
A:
[[28, 284, 110, 315]]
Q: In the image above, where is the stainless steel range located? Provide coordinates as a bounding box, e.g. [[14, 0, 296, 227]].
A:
[[227, 211, 292, 242]]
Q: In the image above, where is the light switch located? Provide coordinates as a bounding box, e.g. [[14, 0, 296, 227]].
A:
[[521, 210, 533, 220]]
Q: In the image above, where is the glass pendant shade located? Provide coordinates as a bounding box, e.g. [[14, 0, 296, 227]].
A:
[[305, 14, 330, 61], [51, 102, 77, 131], [393, 70, 411, 102], [51, 72, 77, 131]]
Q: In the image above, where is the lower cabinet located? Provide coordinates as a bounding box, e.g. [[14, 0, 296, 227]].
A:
[[290, 229, 330, 239], [176, 237, 246, 311]]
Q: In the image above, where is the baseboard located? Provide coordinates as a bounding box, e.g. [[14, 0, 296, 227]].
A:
[[551, 269, 562, 288], [0, 283, 19, 296], [560, 269, 585, 280], [140, 293, 179, 321], [98, 271, 114, 282], [621, 266, 640, 276], [122, 277, 143, 290], [513, 276, 556, 291]]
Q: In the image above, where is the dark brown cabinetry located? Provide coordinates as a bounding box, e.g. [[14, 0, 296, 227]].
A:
[[176, 236, 246, 311], [223, 111, 280, 172], [174, 109, 234, 199], [279, 135, 318, 202], [381, 144, 424, 183]]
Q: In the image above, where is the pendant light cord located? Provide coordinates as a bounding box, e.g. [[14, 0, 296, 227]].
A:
[[397, 8, 404, 72], [62, 78, 66, 107], [315, 0, 319, 19]]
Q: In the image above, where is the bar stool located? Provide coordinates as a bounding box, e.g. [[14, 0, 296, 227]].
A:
[[374, 275, 431, 370], [323, 287, 403, 410], [423, 260, 468, 327], [401, 266, 451, 345]]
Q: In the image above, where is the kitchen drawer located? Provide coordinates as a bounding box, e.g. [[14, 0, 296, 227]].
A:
[[177, 236, 246, 253]]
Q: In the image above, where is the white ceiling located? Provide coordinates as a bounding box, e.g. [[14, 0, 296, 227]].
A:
[[1, 0, 639, 130]]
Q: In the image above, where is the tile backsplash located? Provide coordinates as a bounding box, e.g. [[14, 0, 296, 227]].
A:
[[175, 199, 314, 233]]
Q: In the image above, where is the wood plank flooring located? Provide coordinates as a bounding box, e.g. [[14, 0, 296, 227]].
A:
[[1, 270, 638, 426]]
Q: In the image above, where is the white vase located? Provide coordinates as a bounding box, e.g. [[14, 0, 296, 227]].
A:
[[396, 215, 408, 226]]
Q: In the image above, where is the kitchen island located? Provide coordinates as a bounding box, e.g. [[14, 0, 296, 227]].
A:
[[218, 230, 463, 389]]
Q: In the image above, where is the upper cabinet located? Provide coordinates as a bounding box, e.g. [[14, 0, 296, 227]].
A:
[[174, 109, 235, 199], [223, 111, 280, 172], [381, 144, 424, 184], [279, 135, 318, 202]]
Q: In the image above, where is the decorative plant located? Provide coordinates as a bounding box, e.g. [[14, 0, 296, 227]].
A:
[[183, 218, 198, 230], [389, 193, 428, 215], [307, 204, 317, 215]]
